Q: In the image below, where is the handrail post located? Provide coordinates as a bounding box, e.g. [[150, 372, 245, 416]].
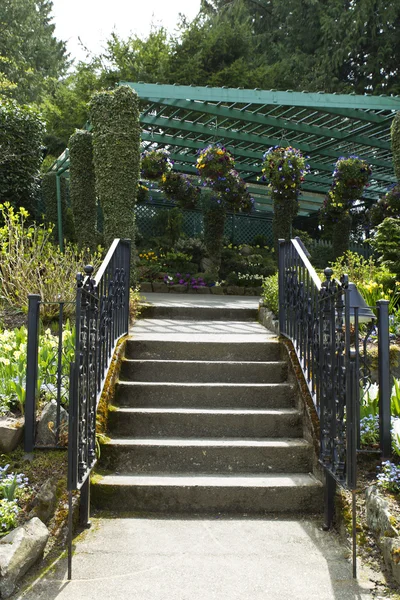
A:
[[377, 299, 391, 458], [123, 239, 131, 334], [278, 239, 285, 335], [25, 294, 41, 452]]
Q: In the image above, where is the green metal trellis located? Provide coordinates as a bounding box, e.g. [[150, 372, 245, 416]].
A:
[[50, 82, 400, 247]]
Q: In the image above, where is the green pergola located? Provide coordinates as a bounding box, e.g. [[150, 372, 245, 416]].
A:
[[53, 82, 399, 221]]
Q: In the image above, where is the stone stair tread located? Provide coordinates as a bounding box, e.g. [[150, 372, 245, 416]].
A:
[[123, 359, 286, 366], [117, 381, 293, 388], [95, 473, 322, 488], [106, 437, 311, 447], [131, 319, 273, 340], [113, 407, 300, 415]]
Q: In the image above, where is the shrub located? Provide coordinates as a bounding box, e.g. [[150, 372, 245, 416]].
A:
[[175, 238, 207, 266], [0, 99, 44, 215], [90, 86, 140, 261], [69, 130, 97, 250], [261, 273, 279, 315], [0, 203, 102, 320], [152, 208, 183, 247], [370, 217, 400, 280]]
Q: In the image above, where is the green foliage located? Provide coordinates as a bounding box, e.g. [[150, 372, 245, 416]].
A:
[[136, 183, 149, 204], [369, 185, 400, 228], [40, 172, 75, 244], [328, 252, 382, 287], [0, 203, 102, 320], [0, 322, 75, 415], [0, 99, 44, 215], [370, 218, 400, 280], [261, 273, 279, 315], [175, 238, 207, 265], [69, 130, 97, 250], [202, 191, 226, 274], [391, 112, 400, 182], [321, 157, 372, 258], [152, 208, 183, 247], [0, 499, 19, 536], [90, 86, 140, 261], [0, 0, 68, 104], [261, 147, 309, 248]]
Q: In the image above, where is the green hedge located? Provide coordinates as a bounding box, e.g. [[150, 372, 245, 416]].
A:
[[90, 86, 140, 260], [0, 99, 44, 215], [69, 130, 97, 250]]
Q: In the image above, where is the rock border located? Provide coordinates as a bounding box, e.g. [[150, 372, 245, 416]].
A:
[[365, 485, 400, 584]]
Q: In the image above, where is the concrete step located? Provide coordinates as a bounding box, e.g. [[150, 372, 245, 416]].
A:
[[99, 438, 313, 474], [108, 407, 301, 438], [125, 339, 281, 362], [139, 304, 258, 321], [115, 381, 296, 409], [120, 359, 288, 384], [91, 473, 323, 514]]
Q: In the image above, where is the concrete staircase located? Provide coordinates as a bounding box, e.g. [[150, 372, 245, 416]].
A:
[[92, 296, 323, 515]]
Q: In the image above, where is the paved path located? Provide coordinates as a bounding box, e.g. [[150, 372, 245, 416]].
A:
[[16, 516, 377, 600]]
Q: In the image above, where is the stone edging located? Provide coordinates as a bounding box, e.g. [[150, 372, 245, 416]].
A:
[[365, 485, 400, 584]]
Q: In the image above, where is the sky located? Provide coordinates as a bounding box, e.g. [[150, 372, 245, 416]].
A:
[[51, 0, 201, 63]]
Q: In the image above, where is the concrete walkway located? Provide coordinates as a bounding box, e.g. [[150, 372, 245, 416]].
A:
[[13, 294, 381, 599], [16, 516, 378, 600]]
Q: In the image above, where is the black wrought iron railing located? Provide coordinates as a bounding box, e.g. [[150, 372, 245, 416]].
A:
[[278, 237, 391, 577], [24, 238, 131, 578], [68, 239, 131, 493]]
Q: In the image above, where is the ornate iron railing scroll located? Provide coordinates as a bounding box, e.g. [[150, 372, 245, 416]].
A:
[[68, 239, 131, 493]]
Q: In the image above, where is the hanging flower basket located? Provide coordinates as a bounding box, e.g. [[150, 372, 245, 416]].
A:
[[196, 144, 235, 180], [141, 148, 173, 180], [213, 169, 254, 213], [159, 172, 200, 209], [261, 146, 310, 194]]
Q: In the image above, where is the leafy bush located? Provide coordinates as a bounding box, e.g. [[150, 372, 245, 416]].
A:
[[69, 129, 97, 250], [370, 217, 400, 280], [175, 238, 206, 266], [0, 99, 44, 215], [0, 203, 102, 320], [90, 86, 140, 259], [261, 273, 279, 315], [152, 208, 183, 247]]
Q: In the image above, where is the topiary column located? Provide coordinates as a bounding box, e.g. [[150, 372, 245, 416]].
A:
[[69, 130, 97, 251], [89, 86, 141, 261], [201, 190, 226, 275], [391, 111, 400, 181]]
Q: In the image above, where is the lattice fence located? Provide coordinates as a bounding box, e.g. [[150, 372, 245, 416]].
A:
[[135, 202, 274, 245]]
